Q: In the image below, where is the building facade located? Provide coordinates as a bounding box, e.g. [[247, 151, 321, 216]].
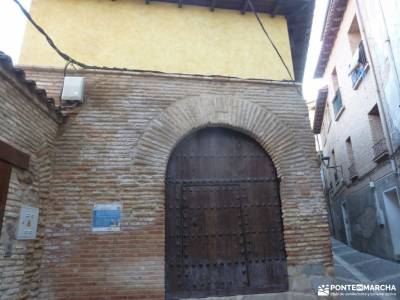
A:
[[20, 0, 294, 81], [313, 0, 400, 261], [1, 1, 334, 299]]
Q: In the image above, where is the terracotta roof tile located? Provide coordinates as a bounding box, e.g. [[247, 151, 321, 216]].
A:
[[312, 87, 329, 134], [0, 51, 63, 120], [314, 0, 349, 78]]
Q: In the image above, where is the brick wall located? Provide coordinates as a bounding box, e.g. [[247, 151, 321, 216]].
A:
[[0, 62, 61, 299], [17, 66, 333, 299]]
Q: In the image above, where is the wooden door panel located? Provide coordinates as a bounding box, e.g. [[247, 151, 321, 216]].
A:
[[166, 128, 287, 299], [0, 160, 12, 234], [180, 185, 248, 297]]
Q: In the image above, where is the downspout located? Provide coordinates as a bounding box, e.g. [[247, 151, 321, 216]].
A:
[[377, 0, 400, 108], [354, 0, 400, 179], [316, 134, 335, 235]]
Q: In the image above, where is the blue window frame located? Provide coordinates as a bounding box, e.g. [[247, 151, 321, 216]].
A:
[[332, 89, 343, 118]]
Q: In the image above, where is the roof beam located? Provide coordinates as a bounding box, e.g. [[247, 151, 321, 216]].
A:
[[286, 3, 310, 19], [271, 0, 283, 17], [240, 0, 248, 14], [312, 88, 328, 134], [210, 0, 217, 11], [240, 0, 249, 14], [288, 20, 311, 28]]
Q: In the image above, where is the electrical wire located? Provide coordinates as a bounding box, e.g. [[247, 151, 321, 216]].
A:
[[246, 0, 302, 95], [13, 0, 302, 95], [246, 0, 294, 82], [58, 60, 72, 102], [13, 0, 153, 73]]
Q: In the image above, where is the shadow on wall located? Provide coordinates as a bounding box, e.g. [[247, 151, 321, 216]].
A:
[[331, 173, 400, 262], [383, 188, 400, 260]]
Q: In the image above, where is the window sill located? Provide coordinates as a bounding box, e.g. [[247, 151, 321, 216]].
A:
[[334, 106, 345, 121], [352, 64, 370, 90]]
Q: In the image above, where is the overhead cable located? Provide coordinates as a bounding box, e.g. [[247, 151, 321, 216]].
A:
[[246, 0, 302, 95], [13, 0, 302, 95]]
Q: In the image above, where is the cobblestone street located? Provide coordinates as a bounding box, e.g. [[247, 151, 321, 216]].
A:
[[332, 239, 400, 299]]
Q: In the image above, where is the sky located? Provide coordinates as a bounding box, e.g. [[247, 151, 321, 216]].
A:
[[0, 0, 327, 102], [0, 0, 31, 61], [303, 0, 329, 101]]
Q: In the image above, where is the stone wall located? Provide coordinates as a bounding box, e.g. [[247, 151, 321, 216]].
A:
[[20, 66, 333, 299], [0, 59, 61, 299]]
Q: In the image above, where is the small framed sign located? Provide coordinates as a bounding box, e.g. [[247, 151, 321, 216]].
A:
[[17, 205, 39, 240], [92, 203, 121, 232]]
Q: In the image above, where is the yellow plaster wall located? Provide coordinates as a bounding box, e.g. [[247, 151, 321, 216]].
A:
[[20, 0, 294, 80]]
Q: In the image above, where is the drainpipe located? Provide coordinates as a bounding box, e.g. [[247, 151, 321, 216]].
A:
[[354, 0, 400, 180], [377, 0, 400, 108], [316, 134, 335, 235]]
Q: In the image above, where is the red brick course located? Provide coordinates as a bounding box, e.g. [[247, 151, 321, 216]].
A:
[[0, 60, 61, 299], [1, 66, 334, 299]]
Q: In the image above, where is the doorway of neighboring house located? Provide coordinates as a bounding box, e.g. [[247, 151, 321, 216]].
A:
[[341, 201, 352, 245], [383, 188, 400, 259], [0, 141, 29, 235], [0, 160, 12, 233], [165, 127, 288, 299]]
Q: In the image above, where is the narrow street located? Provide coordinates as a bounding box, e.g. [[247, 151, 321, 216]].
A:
[[332, 239, 400, 299]]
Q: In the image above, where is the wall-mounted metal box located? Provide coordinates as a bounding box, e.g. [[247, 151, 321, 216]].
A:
[[61, 76, 85, 102], [17, 205, 39, 240]]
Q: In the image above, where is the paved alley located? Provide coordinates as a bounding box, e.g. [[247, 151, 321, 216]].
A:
[[332, 238, 400, 299]]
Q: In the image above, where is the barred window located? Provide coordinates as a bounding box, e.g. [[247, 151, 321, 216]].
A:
[[348, 16, 369, 89]]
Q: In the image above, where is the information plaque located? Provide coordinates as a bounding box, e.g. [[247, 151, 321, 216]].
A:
[[17, 205, 39, 240], [92, 203, 121, 232]]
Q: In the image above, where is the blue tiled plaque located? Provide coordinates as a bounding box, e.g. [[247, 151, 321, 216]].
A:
[[92, 203, 121, 232]]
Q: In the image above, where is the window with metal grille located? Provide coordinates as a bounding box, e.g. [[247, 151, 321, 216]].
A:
[[348, 16, 369, 89], [350, 41, 369, 88], [368, 104, 388, 161]]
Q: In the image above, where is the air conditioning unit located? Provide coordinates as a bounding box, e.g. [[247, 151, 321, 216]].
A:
[[61, 76, 85, 103]]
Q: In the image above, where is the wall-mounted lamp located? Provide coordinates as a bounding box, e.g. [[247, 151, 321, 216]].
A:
[[321, 156, 330, 167]]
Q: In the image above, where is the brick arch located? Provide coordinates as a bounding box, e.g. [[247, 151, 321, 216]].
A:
[[134, 95, 305, 177], [130, 95, 330, 266]]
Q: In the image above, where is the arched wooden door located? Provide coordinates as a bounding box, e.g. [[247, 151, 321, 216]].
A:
[[165, 128, 288, 299]]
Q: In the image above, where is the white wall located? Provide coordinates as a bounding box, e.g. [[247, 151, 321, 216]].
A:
[[383, 188, 400, 257], [320, 0, 379, 185], [358, 0, 400, 150]]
